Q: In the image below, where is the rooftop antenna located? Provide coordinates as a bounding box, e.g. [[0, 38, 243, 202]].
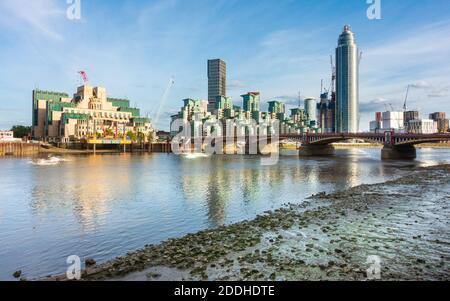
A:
[[320, 79, 323, 94]]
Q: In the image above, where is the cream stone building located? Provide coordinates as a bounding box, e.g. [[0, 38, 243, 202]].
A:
[[0, 130, 17, 141], [32, 85, 156, 144]]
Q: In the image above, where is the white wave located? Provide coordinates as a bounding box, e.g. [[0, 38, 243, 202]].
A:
[[181, 153, 211, 159], [29, 156, 70, 166]]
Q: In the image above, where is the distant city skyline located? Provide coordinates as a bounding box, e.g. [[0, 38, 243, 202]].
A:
[[0, 0, 450, 131]]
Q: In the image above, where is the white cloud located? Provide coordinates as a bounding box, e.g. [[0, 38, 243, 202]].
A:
[[428, 86, 449, 98], [0, 0, 65, 41], [410, 81, 432, 89], [360, 98, 396, 113], [406, 81, 449, 98], [358, 21, 450, 129], [227, 80, 246, 90], [362, 21, 450, 78]]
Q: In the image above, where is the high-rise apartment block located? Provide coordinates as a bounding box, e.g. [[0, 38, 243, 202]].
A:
[[429, 112, 449, 133], [207, 59, 226, 112]]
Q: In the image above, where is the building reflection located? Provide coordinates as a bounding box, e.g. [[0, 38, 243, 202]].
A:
[[27, 150, 401, 235], [29, 155, 132, 233]]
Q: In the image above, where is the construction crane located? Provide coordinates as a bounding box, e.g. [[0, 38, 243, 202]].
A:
[[298, 91, 302, 108], [154, 77, 175, 126], [403, 85, 410, 111], [330, 55, 336, 94], [78, 71, 89, 84]]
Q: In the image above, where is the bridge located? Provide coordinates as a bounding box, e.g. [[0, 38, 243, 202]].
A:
[[283, 132, 450, 159], [165, 132, 450, 160]]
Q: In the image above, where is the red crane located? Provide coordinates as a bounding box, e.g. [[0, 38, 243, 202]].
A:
[[78, 71, 89, 84]]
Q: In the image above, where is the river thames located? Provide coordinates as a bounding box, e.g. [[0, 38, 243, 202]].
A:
[[1, 148, 450, 280]]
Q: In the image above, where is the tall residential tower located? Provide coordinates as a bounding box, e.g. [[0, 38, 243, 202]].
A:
[[207, 59, 227, 112], [335, 25, 359, 133]]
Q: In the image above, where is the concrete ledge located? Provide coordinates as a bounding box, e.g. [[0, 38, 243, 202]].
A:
[[299, 144, 335, 157], [381, 145, 417, 160]]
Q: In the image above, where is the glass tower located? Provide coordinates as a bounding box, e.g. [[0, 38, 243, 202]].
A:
[[335, 25, 359, 133]]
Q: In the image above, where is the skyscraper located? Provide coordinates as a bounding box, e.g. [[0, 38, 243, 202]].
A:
[[207, 59, 226, 112], [335, 25, 359, 133], [304, 97, 317, 125]]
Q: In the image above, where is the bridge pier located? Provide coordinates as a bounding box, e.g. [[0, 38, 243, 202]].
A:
[[381, 145, 416, 160], [299, 144, 335, 157]]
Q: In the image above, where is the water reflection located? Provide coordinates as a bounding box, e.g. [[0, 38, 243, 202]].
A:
[[1, 149, 450, 279], [29, 155, 142, 235]]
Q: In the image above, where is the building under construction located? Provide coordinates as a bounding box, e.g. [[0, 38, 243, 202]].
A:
[[318, 91, 336, 133]]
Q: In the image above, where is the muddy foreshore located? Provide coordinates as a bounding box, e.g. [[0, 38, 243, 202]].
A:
[[43, 165, 450, 281]]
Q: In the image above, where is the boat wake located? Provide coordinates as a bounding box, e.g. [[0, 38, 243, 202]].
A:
[[181, 153, 211, 159], [29, 156, 70, 166]]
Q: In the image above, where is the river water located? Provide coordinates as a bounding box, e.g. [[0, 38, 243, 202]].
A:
[[1, 148, 450, 280]]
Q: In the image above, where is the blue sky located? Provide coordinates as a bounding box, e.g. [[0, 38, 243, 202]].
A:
[[0, 0, 449, 130]]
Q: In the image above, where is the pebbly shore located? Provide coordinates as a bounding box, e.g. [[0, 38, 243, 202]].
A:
[[43, 165, 450, 281]]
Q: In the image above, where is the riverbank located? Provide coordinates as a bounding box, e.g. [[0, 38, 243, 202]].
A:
[[40, 145, 120, 154], [39, 145, 148, 154], [0, 142, 39, 156], [281, 143, 450, 150], [1, 142, 448, 156], [41, 164, 450, 281]]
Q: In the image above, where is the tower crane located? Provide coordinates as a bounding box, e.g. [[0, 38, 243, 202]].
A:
[[330, 55, 336, 94], [298, 91, 302, 108], [403, 85, 410, 111], [154, 77, 175, 126]]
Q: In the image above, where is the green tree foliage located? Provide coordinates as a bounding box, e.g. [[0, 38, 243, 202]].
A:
[[105, 128, 114, 137], [126, 130, 137, 142], [10, 125, 31, 138]]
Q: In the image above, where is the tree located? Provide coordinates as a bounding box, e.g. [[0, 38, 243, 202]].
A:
[[147, 131, 156, 143], [10, 125, 31, 138], [105, 128, 114, 137], [137, 132, 145, 144], [126, 130, 137, 142]]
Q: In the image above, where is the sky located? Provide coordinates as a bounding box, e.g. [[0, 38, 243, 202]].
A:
[[0, 0, 449, 131]]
